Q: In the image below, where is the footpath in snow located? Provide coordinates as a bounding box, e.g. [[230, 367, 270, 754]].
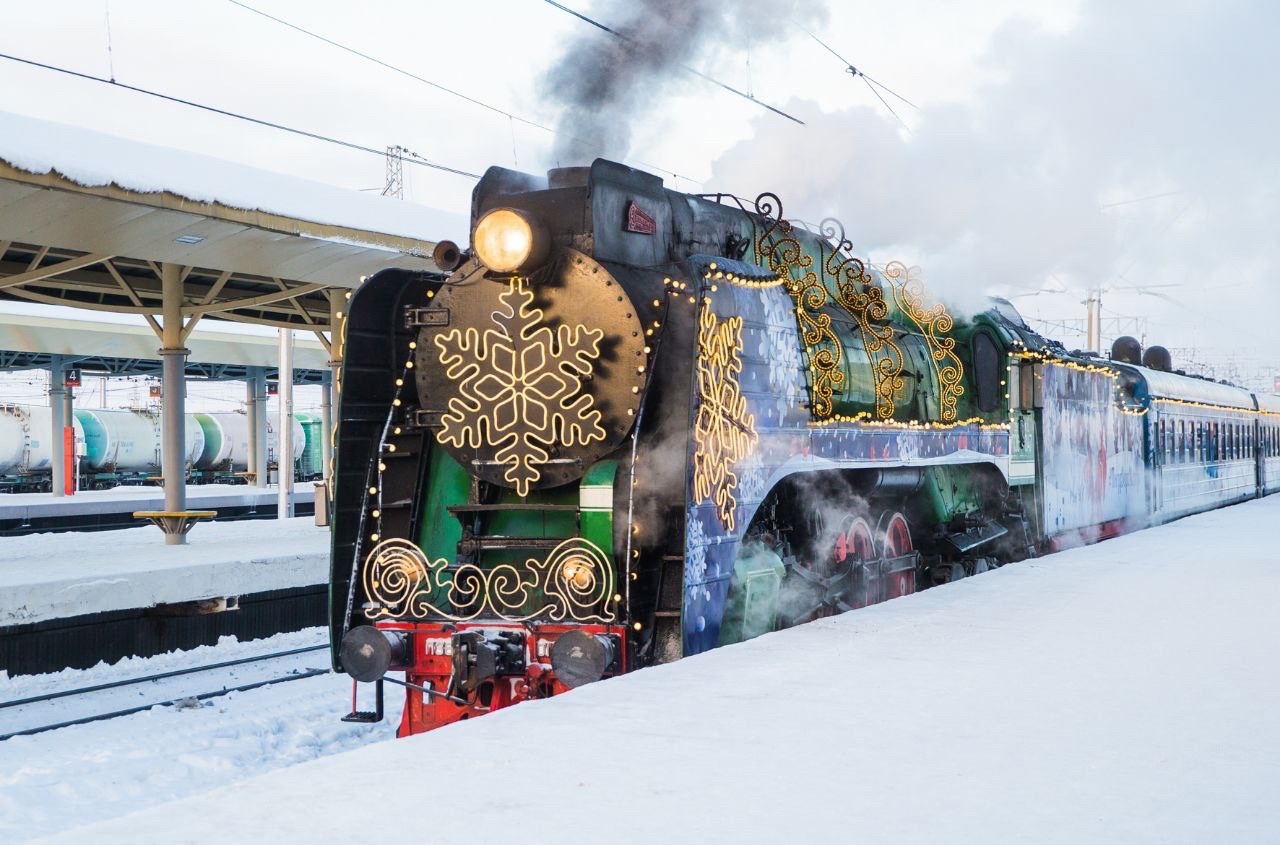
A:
[[22, 496, 1280, 844], [0, 516, 328, 626]]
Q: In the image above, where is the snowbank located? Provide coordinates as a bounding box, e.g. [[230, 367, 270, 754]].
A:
[[0, 110, 467, 244], [30, 496, 1280, 844]]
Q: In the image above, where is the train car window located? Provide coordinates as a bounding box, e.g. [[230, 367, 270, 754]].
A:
[[971, 333, 1000, 412], [1178, 420, 1185, 463]]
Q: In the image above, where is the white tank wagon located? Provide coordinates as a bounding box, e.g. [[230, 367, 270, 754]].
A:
[[75, 408, 204, 475], [192, 412, 305, 476], [0, 404, 86, 479], [1, 402, 318, 490]]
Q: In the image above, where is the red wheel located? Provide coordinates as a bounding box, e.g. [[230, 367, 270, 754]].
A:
[[833, 516, 874, 564], [878, 511, 913, 557], [877, 512, 916, 599]]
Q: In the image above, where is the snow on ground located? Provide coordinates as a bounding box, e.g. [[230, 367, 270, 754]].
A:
[[0, 516, 327, 625], [11, 497, 1280, 844], [0, 110, 467, 243], [0, 629, 401, 843]]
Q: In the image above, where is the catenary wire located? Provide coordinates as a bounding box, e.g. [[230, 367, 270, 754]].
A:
[[223, 0, 703, 185], [0, 51, 480, 179], [539, 0, 805, 125]]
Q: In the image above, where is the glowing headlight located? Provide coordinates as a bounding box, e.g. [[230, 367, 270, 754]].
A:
[[472, 208, 549, 274]]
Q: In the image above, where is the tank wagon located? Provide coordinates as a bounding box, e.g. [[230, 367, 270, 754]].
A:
[[0, 405, 314, 490]]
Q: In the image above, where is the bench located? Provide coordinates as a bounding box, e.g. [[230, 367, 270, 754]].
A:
[[133, 510, 218, 545]]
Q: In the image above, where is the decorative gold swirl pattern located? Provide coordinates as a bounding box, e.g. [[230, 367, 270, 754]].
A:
[[754, 193, 844, 418], [693, 304, 758, 531], [883, 261, 965, 421], [828, 247, 905, 420], [361, 536, 616, 623]]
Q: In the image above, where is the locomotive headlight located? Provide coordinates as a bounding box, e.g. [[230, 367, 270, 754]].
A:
[[472, 207, 549, 274]]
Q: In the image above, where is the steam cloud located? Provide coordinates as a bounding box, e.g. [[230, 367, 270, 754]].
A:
[[541, 0, 827, 164], [708, 0, 1280, 346]]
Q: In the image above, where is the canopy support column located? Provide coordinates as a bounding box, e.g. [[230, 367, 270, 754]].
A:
[[49, 355, 65, 498], [278, 329, 294, 519], [253, 367, 268, 489], [245, 374, 259, 483], [325, 288, 346, 483], [158, 262, 189, 544], [320, 370, 333, 482]]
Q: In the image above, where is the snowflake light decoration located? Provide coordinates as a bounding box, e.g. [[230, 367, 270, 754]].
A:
[[692, 303, 758, 531], [433, 279, 607, 496]]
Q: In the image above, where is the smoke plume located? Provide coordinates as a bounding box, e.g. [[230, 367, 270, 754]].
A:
[[541, 0, 827, 164], [708, 0, 1280, 347]]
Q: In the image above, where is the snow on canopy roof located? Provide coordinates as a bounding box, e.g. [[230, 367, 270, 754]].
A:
[[0, 110, 467, 244]]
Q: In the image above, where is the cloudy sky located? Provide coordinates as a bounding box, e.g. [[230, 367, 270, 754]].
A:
[[2, 0, 1276, 380]]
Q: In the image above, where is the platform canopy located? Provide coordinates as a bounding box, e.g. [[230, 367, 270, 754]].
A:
[[0, 311, 329, 382], [0, 110, 461, 332]]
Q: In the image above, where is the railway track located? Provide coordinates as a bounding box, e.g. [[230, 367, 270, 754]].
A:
[[0, 643, 330, 741]]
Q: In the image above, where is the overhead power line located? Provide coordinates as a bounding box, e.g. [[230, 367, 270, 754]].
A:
[[799, 26, 916, 133], [0, 51, 480, 179], [225, 0, 548, 132], [222, 0, 703, 186], [539, 0, 805, 126]]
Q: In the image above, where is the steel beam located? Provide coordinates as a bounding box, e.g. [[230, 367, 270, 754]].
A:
[[0, 253, 114, 290]]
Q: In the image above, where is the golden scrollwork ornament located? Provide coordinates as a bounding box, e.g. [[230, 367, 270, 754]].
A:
[[362, 536, 616, 623]]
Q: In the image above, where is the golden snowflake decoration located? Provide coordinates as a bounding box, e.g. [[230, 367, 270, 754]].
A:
[[433, 279, 606, 496], [693, 303, 758, 531]]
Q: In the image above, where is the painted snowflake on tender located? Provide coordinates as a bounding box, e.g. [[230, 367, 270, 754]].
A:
[[684, 509, 709, 603], [759, 287, 805, 424]]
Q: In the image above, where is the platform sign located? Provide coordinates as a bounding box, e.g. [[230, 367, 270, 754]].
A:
[[64, 369, 81, 388]]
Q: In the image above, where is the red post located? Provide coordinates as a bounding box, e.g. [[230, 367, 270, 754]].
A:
[[63, 426, 75, 496]]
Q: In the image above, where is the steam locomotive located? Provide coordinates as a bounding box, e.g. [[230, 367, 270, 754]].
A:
[[329, 159, 1280, 736]]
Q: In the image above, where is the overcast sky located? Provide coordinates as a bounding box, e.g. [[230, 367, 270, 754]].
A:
[[3, 0, 1276, 378]]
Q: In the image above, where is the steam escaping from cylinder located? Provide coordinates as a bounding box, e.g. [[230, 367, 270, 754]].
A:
[[540, 0, 827, 163]]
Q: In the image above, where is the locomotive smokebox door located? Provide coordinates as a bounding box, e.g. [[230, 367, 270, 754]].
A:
[[413, 248, 646, 495]]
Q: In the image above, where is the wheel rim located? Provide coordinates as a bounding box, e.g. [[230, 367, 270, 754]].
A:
[[878, 511, 915, 599], [879, 511, 913, 558], [833, 516, 874, 564]]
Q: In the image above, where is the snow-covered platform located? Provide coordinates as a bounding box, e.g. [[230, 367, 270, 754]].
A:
[[0, 516, 328, 628], [0, 483, 314, 529], [46, 496, 1280, 844]]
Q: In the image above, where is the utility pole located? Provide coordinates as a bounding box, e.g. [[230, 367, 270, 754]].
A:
[[1085, 289, 1102, 354], [383, 145, 404, 199]]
